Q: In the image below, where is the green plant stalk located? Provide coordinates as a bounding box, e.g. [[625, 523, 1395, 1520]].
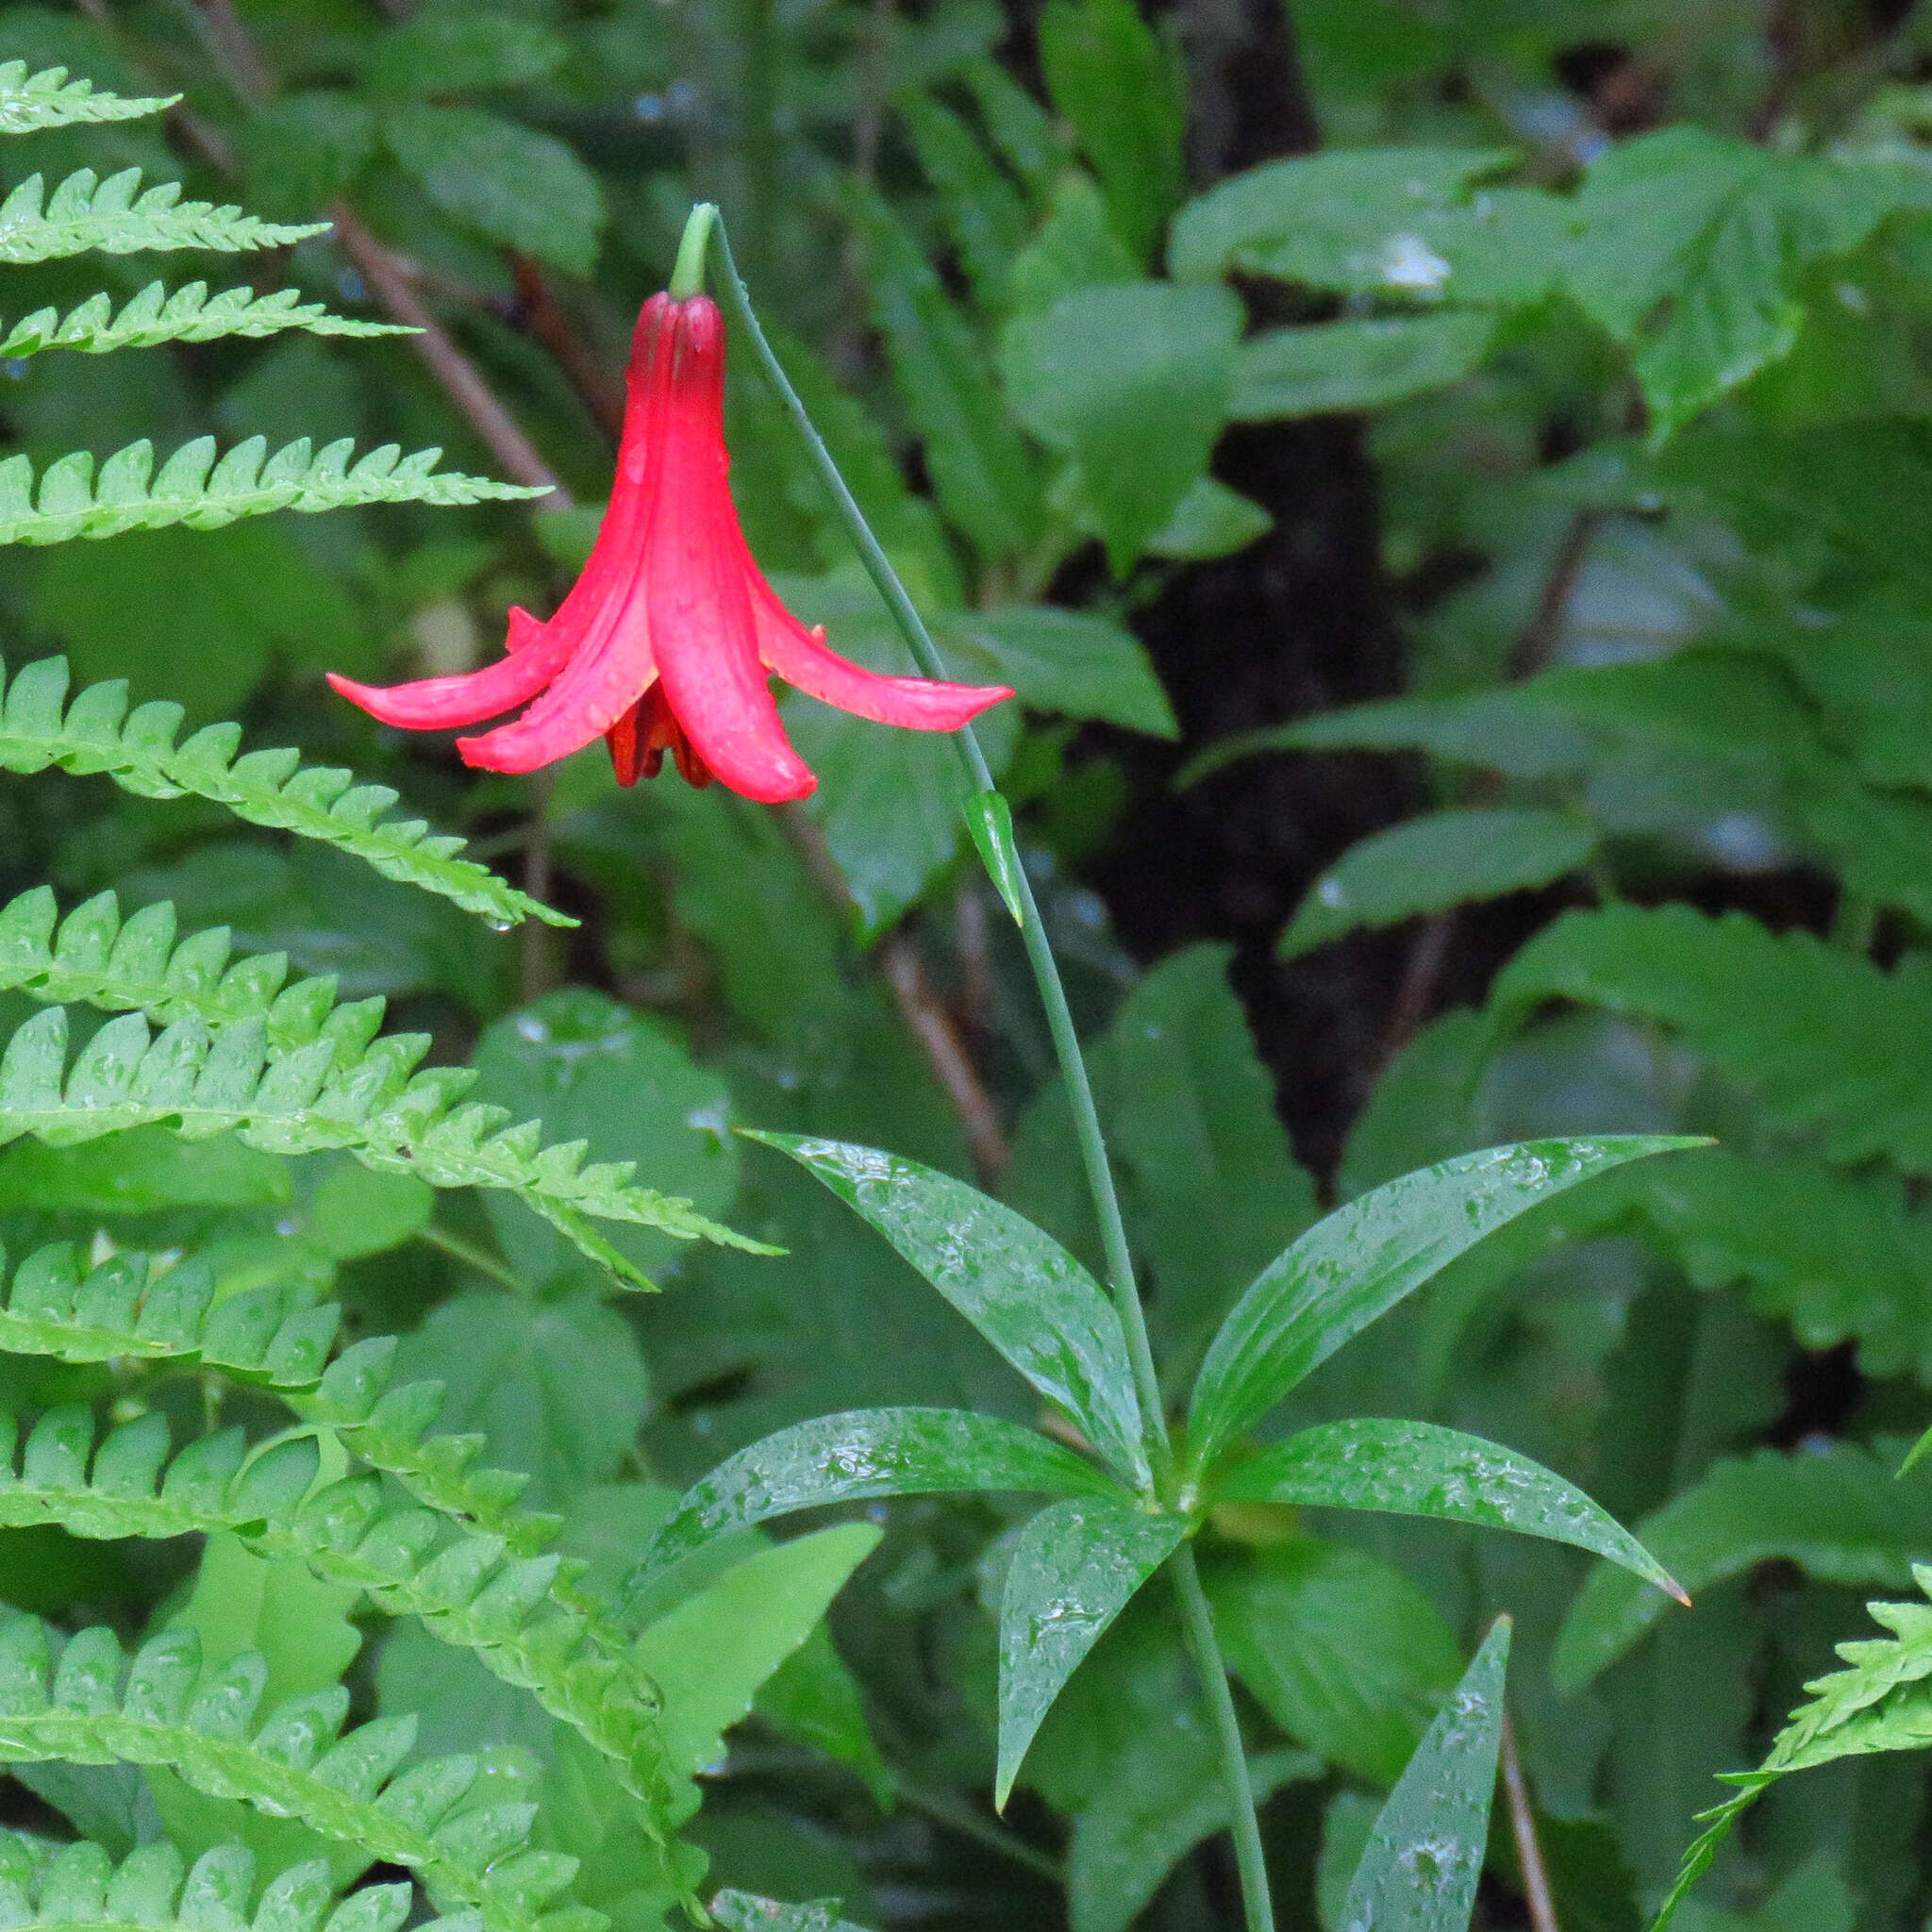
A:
[[702, 205, 1275, 1932]]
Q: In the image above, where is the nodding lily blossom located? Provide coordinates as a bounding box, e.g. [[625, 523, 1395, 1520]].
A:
[[328, 291, 1011, 804]]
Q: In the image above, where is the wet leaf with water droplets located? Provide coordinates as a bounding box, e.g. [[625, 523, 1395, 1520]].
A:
[[623, 1407, 1119, 1595], [748, 1134, 1149, 1488], [1213, 1416, 1684, 1603], [995, 1496, 1184, 1810], [1339, 1616, 1510, 1932], [1186, 1137, 1704, 1473]]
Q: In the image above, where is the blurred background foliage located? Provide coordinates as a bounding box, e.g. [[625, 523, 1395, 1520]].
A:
[[13, 0, 1932, 1926]]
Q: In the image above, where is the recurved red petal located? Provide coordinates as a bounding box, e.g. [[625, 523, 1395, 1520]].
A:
[[645, 300, 815, 804], [749, 573, 1011, 729], [457, 307, 682, 774], [327, 607, 573, 731]]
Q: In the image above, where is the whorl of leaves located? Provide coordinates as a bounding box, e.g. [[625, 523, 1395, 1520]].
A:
[[1, 281, 409, 358], [0, 663, 563, 930], [0, 169, 327, 264], [0, 435, 544, 545], [0, 62, 176, 134]]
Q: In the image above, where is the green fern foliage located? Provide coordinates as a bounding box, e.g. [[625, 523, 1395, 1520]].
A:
[[0, 62, 177, 134], [0, 436, 544, 545], [0, 663, 563, 930], [1, 281, 409, 358], [0, 170, 326, 264], [0, 1611, 590, 1932], [0, 1837, 428, 1932], [0, 1004, 764, 1287], [1655, 1565, 1932, 1925], [1489, 904, 1932, 1172], [0, 1395, 670, 1808], [0, 1244, 335, 1381]]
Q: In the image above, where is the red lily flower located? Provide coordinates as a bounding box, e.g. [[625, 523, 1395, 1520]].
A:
[[328, 292, 1010, 804]]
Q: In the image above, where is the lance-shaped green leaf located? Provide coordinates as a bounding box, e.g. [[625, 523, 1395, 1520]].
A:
[[626, 1408, 1117, 1587], [748, 1136, 1149, 1489], [1185, 1139, 1701, 1474], [995, 1497, 1185, 1810], [1339, 1617, 1510, 1932], [1212, 1418, 1685, 1600]]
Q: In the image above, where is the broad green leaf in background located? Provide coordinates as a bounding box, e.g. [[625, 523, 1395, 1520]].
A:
[[849, 191, 1044, 563], [1204, 1539, 1461, 1786], [1337, 1617, 1511, 1932], [1562, 128, 1895, 441], [1279, 808, 1599, 958], [394, 1287, 649, 1511], [36, 523, 362, 724], [1553, 1441, 1932, 1691], [1229, 314, 1495, 421], [1036, 0, 1185, 264], [1167, 145, 1545, 296], [749, 1135, 1149, 1488], [1000, 280, 1241, 573], [0, 1122, 286, 1209], [628, 1407, 1117, 1582], [1008, 171, 1141, 316], [1026, 1606, 1318, 1932], [634, 1524, 883, 1779], [471, 988, 739, 1286], [1214, 1418, 1683, 1597], [899, 93, 1030, 312], [940, 606, 1178, 739], [380, 105, 604, 275], [754, 1624, 891, 1806], [367, 8, 568, 95], [994, 1496, 1185, 1808], [236, 92, 375, 217], [1186, 1137, 1700, 1474]]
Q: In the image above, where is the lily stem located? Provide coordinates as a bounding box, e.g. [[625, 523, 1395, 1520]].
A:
[[704, 205, 1274, 1932]]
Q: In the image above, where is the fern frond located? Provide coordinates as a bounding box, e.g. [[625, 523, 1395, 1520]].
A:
[[0, 436, 544, 545], [0, 664, 565, 931], [1654, 1564, 1932, 1926], [0, 1395, 672, 1813], [0, 1249, 666, 1811], [0, 1006, 770, 1287], [1, 282, 409, 358], [0, 1244, 555, 1552], [0, 63, 177, 134], [0, 1244, 336, 1383], [0, 1611, 591, 1932], [0, 886, 337, 1035], [0, 170, 325, 264], [1488, 904, 1932, 1174], [0, 1836, 437, 1932]]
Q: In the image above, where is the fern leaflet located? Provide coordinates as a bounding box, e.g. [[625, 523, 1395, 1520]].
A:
[[0, 436, 544, 545], [0, 1400, 672, 1815], [0, 1836, 436, 1932], [1, 282, 409, 358], [0, 664, 564, 930], [0, 1611, 592, 1932], [1654, 1565, 1932, 1927], [1489, 903, 1932, 1173], [0, 62, 177, 134], [0, 170, 326, 264], [0, 1006, 770, 1287]]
